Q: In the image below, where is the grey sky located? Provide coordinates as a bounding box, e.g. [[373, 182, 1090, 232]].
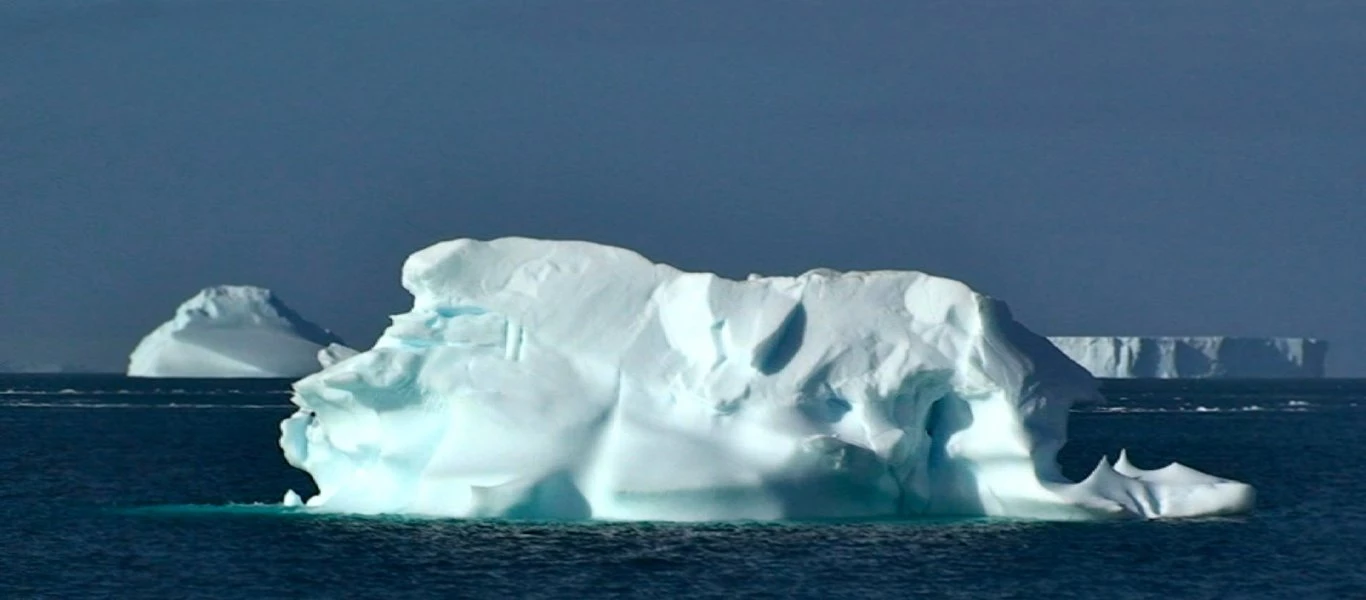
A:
[[2, 0, 1364, 374]]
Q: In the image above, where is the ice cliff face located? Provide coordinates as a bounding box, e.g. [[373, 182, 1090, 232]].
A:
[[1049, 337, 1327, 378], [128, 286, 346, 378], [280, 238, 1254, 521]]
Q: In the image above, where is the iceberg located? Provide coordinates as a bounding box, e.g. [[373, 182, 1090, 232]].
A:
[[128, 285, 346, 378], [280, 238, 1253, 520], [0, 361, 72, 374], [1049, 336, 1327, 378]]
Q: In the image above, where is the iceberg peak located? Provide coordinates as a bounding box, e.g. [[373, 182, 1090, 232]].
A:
[[129, 285, 347, 378]]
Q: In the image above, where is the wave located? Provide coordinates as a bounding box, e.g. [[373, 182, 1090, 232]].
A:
[[117, 503, 307, 518]]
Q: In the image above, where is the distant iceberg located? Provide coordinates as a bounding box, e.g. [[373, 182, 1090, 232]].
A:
[[1048, 337, 1327, 378], [128, 285, 347, 378], [279, 238, 1253, 521], [0, 361, 72, 374]]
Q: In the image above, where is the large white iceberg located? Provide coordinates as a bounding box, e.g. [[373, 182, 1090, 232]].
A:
[[1049, 336, 1327, 378], [129, 285, 348, 378], [280, 238, 1253, 520]]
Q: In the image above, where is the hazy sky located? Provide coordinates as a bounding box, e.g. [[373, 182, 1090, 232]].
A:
[[2, 0, 1363, 374]]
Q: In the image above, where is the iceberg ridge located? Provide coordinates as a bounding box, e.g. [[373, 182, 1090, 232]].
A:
[[280, 238, 1253, 520]]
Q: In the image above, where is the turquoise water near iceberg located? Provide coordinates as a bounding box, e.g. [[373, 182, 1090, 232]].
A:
[[1, 375, 1363, 598]]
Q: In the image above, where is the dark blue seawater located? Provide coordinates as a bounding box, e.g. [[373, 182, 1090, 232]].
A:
[[2, 375, 1364, 599]]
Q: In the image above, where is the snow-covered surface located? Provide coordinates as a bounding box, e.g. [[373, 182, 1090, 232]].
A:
[[1049, 337, 1327, 379], [128, 286, 345, 378], [280, 238, 1254, 521]]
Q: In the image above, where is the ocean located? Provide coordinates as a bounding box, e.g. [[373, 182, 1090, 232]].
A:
[[2, 375, 1363, 599]]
